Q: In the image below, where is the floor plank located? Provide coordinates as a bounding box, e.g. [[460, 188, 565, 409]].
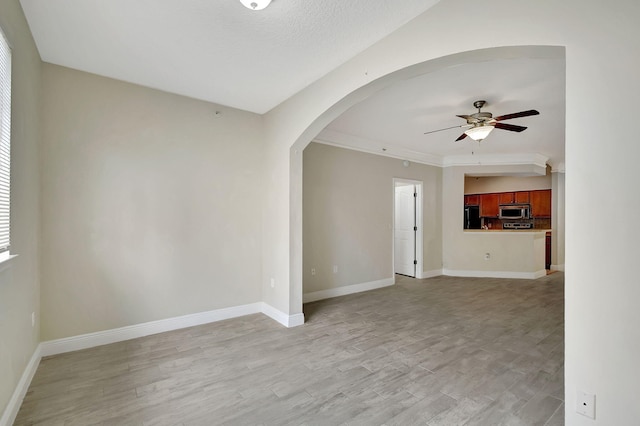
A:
[[15, 273, 564, 425]]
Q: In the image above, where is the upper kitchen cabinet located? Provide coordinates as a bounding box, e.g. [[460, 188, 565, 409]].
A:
[[465, 194, 479, 206], [480, 193, 500, 217], [499, 192, 515, 204], [530, 189, 552, 218], [515, 191, 530, 203]]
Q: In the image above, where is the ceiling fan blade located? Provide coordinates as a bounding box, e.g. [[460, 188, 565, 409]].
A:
[[494, 109, 540, 121], [456, 114, 474, 120], [424, 124, 470, 135], [455, 133, 468, 141], [494, 122, 527, 132]]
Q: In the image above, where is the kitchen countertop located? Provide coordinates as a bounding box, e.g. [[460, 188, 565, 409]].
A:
[[464, 229, 552, 233]]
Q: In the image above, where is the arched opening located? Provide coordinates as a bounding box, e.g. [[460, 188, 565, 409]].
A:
[[290, 45, 565, 315]]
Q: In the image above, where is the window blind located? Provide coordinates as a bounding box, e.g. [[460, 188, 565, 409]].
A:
[[0, 29, 11, 254]]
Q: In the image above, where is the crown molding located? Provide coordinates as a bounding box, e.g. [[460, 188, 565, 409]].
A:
[[314, 129, 444, 166], [551, 162, 566, 173], [314, 129, 549, 172], [442, 153, 549, 170]]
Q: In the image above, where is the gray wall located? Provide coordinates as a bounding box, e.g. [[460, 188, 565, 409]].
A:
[[40, 64, 265, 340], [303, 142, 442, 294], [0, 0, 41, 416]]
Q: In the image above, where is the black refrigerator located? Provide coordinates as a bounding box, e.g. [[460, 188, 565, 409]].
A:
[[464, 205, 481, 229]]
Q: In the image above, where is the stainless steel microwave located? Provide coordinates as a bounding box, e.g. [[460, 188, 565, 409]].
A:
[[499, 204, 530, 219]]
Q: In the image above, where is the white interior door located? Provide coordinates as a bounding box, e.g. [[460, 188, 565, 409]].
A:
[[394, 184, 416, 277]]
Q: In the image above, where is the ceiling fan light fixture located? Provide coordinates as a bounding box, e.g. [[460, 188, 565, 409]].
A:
[[239, 0, 271, 10], [465, 125, 495, 141]]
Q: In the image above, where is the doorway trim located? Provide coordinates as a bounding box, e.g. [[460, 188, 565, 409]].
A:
[[393, 178, 424, 279]]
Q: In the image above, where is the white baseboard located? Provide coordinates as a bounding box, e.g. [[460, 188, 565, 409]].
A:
[[443, 269, 547, 280], [38, 301, 308, 358], [0, 344, 41, 426], [551, 264, 565, 272], [261, 303, 305, 328], [303, 277, 394, 303], [2, 301, 306, 423], [40, 302, 263, 357], [531, 269, 548, 279], [421, 269, 443, 279]]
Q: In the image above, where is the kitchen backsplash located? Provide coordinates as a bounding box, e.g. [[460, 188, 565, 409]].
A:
[[484, 217, 551, 230]]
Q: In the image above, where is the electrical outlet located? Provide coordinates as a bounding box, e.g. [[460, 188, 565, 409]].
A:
[[31, 312, 35, 327], [333, 265, 338, 274], [311, 268, 316, 275], [270, 278, 275, 288], [484, 252, 491, 260], [576, 390, 595, 419]]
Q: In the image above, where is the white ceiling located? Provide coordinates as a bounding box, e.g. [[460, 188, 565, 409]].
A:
[[20, 1, 565, 168], [19, 0, 439, 114], [318, 55, 566, 169]]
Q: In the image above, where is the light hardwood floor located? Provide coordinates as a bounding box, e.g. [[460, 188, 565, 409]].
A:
[[15, 273, 564, 425]]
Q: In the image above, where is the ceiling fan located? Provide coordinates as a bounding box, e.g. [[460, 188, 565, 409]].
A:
[[424, 100, 539, 142]]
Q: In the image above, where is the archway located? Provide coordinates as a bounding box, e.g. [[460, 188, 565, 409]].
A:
[[289, 45, 565, 317]]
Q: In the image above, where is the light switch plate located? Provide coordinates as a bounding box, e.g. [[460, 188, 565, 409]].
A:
[[576, 390, 595, 419]]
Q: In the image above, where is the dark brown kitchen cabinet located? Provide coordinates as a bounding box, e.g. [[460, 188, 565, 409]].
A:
[[530, 189, 552, 218], [465, 194, 479, 206], [499, 192, 515, 204], [515, 191, 530, 203], [480, 193, 500, 217]]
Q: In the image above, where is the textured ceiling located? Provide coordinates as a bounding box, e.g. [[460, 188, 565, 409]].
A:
[[20, 1, 564, 167], [20, 0, 439, 114]]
